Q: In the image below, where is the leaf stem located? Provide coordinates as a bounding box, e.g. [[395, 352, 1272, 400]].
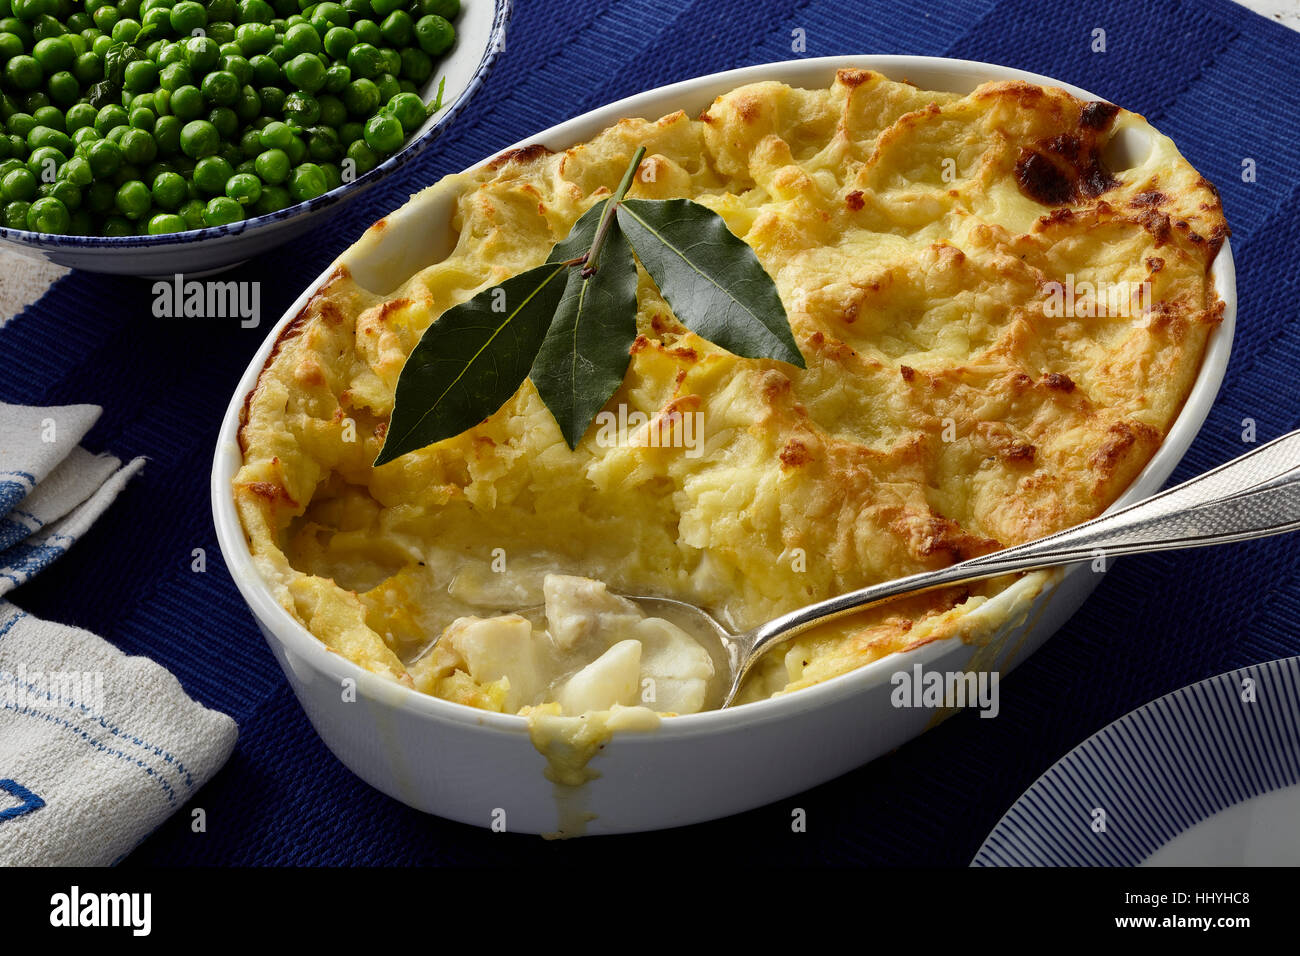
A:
[[581, 145, 646, 278]]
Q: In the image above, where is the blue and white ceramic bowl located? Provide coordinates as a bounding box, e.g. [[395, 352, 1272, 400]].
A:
[[974, 656, 1300, 866], [0, 0, 511, 277]]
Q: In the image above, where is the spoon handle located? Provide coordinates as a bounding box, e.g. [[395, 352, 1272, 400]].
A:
[[735, 429, 1300, 687]]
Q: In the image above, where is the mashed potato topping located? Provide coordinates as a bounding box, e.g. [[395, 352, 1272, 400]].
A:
[[234, 69, 1226, 718]]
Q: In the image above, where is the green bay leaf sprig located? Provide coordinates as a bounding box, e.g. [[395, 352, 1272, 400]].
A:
[[374, 145, 806, 466]]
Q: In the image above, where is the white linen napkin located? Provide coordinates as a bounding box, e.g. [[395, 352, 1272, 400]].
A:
[[0, 403, 144, 593], [0, 402, 238, 864], [0, 603, 239, 865]]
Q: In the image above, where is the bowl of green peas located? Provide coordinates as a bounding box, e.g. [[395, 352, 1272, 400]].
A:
[[0, 0, 509, 274]]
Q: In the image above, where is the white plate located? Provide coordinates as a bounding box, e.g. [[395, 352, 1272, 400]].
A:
[[974, 657, 1300, 866], [212, 55, 1237, 835]]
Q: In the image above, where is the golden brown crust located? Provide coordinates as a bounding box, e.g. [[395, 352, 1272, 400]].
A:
[[233, 71, 1226, 707]]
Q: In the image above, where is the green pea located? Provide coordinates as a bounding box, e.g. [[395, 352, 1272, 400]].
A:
[[169, 0, 206, 33], [249, 53, 280, 85], [235, 21, 274, 54], [93, 104, 128, 136], [129, 106, 157, 131], [338, 120, 361, 144], [311, 0, 345, 28], [7, 113, 35, 138], [86, 179, 115, 213], [207, 0, 238, 22], [234, 84, 260, 120], [379, 47, 400, 76], [179, 118, 218, 157], [120, 127, 156, 163], [1, 166, 37, 201], [159, 62, 194, 91], [27, 124, 71, 155], [45, 70, 78, 105], [253, 145, 287, 182], [147, 211, 187, 233], [71, 50, 101, 85], [385, 90, 426, 133], [2, 199, 30, 229], [203, 192, 243, 224], [379, 10, 411, 46], [123, 58, 159, 92], [319, 159, 339, 190], [317, 93, 344, 127], [368, 0, 400, 17], [31, 35, 74, 71], [110, 18, 142, 44], [85, 137, 122, 176], [29, 104, 61, 131], [253, 181, 288, 213], [305, 124, 338, 161], [170, 85, 203, 119], [284, 51, 324, 92], [0, 15, 33, 44], [56, 153, 91, 186], [414, 14, 453, 56], [102, 214, 133, 235], [200, 68, 239, 104], [343, 141, 374, 180], [142, 6, 171, 32], [375, 71, 398, 103], [0, 33, 23, 61], [321, 24, 354, 59], [340, 0, 370, 18], [177, 195, 204, 227], [282, 89, 318, 127], [115, 178, 151, 218], [321, 62, 349, 94], [5, 55, 43, 91], [238, 126, 262, 157], [43, 177, 80, 209], [192, 153, 232, 193], [237, 0, 273, 22], [398, 46, 430, 85], [183, 35, 220, 72], [352, 18, 380, 46], [258, 119, 291, 149], [362, 111, 400, 153], [26, 194, 69, 232], [266, 42, 288, 64], [206, 20, 234, 44], [224, 170, 259, 204], [415, 0, 457, 18], [342, 77, 378, 116], [208, 105, 238, 138], [26, 144, 65, 177], [151, 169, 187, 208], [158, 42, 187, 67], [258, 85, 285, 114], [21, 90, 49, 113], [90, 5, 118, 31], [219, 52, 252, 85], [283, 131, 305, 162], [282, 21, 319, 55]]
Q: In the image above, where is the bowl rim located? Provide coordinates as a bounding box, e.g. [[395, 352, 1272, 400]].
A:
[[210, 53, 1238, 741], [0, 0, 513, 251]]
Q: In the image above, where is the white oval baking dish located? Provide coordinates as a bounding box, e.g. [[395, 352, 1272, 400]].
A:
[[211, 55, 1236, 835]]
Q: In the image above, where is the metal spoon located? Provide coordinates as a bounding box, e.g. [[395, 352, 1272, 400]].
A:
[[603, 428, 1300, 709]]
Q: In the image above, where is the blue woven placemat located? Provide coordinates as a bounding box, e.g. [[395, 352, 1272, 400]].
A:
[[2, 0, 1298, 866]]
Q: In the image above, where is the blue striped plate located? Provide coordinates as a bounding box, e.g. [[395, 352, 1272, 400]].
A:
[[973, 657, 1300, 866]]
